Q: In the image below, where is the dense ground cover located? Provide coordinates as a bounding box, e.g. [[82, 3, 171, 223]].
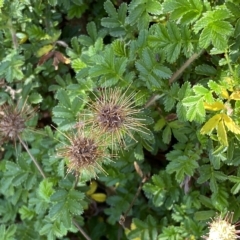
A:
[[1, 0, 240, 239]]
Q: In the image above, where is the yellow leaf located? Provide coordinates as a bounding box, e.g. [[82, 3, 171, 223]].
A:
[[217, 120, 228, 146], [16, 32, 28, 44], [200, 114, 221, 135], [36, 44, 54, 57], [86, 181, 97, 195], [131, 223, 137, 230], [90, 193, 107, 202], [204, 102, 225, 111], [220, 88, 229, 99], [230, 91, 240, 100], [221, 113, 240, 134]]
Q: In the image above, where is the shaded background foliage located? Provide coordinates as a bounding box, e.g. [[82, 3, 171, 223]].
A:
[[1, 0, 240, 239]]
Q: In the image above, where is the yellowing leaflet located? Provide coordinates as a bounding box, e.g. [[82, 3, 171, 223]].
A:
[[230, 91, 240, 100], [204, 102, 225, 111], [220, 88, 229, 99], [90, 193, 107, 202], [221, 113, 240, 134], [86, 181, 98, 196], [217, 120, 228, 146], [200, 114, 221, 135]]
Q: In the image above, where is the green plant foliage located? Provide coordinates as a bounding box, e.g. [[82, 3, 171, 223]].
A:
[[0, 224, 16, 240], [49, 188, 85, 228], [2, 0, 240, 239], [194, 8, 234, 50], [101, 0, 129, 37], [127, 215, 158, 240], [162, 0, 203, 24], [0, 51, 24, 82], [143, 171, 180, 208]]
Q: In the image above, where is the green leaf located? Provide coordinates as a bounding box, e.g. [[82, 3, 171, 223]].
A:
[[128, 3, 146, 27], [163, 0, 203, 24], [194, 210, 215, 221], [198, 165, 227, 193], [199, 26, 212, 49], [112, 39, 128, 57], [103, 0, 118, 17], [86, 21, 98, 40], [4, 158, 37, 189], [89, 47, 128, 87], [56, 89, 71, 109], [227, 138, 234, 161], [134, 143, 144, 161], [19, 206, 35, 220], [71, 59, 86, 72], [53, 90, 81, 129], [68, 4, 87, 19], [177, 102, 188, 121], [51, 189, 68, 202], [234, 19, 240, 38], [182, 95, 205, 122], [194, 9, 233, 50], [26, 25, 47, 40], [29, 92, 43, 104], [178, 81, 191, 100], [167, 148, 201, 183], [166, 155, 199, 183], [38, 179, 54, 202], [195, 64, 217, 76], [211, 185, 229, 211], [154, 118, 166, 132], [162, 125, 172, 144], [0, 52, 24, 82], [49, 201, 66, 217], [136, 48, 171, 89], [226, 2, 240, 18], [128, 0, 161, 30], [39, 217, 68, 239], [48, 0, 57, 6], [164, 83, 180, 111], [143, 171, 180, 208], [49, 189, 85, 228], [101, 0, 127, 37], [158, 225, 186, 239], [153, 65, 172, 79], [146, 1, 162, 15], [228, 176, 240, 194], [0, 224, 16, 240], [193, 85, 209, 95]]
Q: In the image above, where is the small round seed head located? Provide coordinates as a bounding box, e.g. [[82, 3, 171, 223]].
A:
[[203, 212, 239, 240], [57, 127, 109, 178], [87, 88, 146, 147], [0, 101, 35, 141]]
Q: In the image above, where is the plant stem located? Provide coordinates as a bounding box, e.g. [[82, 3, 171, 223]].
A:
[[144, 50, 205, 108], [18, 135, 46, 179], [74, 172, 80, 188], [144, 93, 165, 108], [73, 219, 92, 240], [225, 50, 234, 75], [19, 135, 91, 239], [119, 176, 147, 228], [169, 50, 205, 85], [8, 19, 18, 49]]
